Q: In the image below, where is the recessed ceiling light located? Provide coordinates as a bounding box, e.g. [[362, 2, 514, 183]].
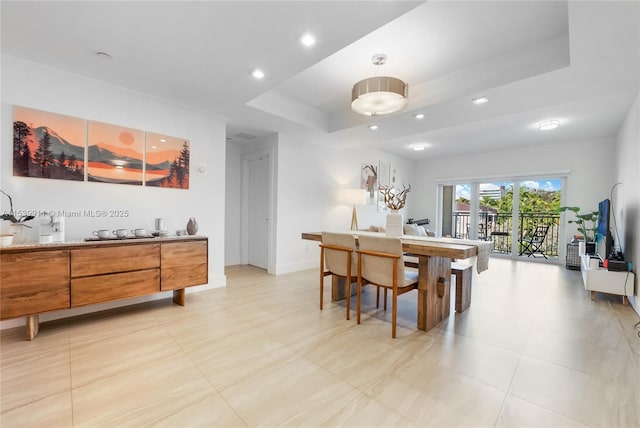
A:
[[252, 69, 265, 79], [414, 113, 425, 119], [411, 144, 426, 151], [369, 125, 379, 130], [300, 33, 316, 47], [151, 145, 157, 149], [472, 96, 488, 105], [96, 51, 112, 60], [159, 139, 166, 143], [538, 120, 560, 131]]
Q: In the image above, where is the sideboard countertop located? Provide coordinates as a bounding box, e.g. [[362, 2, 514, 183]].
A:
[[0, 235, 207, 254]]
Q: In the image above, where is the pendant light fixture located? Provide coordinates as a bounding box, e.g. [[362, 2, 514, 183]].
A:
[[351, 54, 408, 116]]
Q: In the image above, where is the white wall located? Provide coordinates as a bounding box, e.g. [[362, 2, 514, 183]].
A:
[[411, 138, 617, 244], [615, 93, 640, 315], [1, 54, 227, 328], [274, 132, 415, 274], [225, 141, 242, 266]]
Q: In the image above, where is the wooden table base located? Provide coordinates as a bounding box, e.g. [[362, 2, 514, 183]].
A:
[[331, 256, 453, 332], [417, 255, 451, 331], [331, 276, 357, 301]]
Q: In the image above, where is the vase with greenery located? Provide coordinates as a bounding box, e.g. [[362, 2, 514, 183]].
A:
[[557, 206, 598, 252]]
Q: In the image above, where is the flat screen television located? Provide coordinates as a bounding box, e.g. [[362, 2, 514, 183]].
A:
[[597, 198, 612, 259]]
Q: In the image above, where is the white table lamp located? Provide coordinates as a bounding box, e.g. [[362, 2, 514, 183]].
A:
[[339, 188, 367, 230]]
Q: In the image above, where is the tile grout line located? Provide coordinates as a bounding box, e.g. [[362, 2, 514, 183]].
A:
[[491, 276, 545, 428], [155, 312, 251, 427]]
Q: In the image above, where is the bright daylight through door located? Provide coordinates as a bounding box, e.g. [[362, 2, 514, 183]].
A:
[[446, 178, 562, 261]]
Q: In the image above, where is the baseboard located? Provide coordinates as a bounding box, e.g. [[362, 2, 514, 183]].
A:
[[274, 259, 317, 275]]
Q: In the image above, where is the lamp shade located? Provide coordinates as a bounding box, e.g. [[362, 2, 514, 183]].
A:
[[338, 188, 367, 206], [351, 76, 408, 116]]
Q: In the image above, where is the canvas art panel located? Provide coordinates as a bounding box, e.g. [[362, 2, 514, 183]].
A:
[[145, 132, 189, 189], [361, 163, 378, 205], [12, 106, 85, 181], [87, 121, 144, 185], [377, 161, 391, 212]]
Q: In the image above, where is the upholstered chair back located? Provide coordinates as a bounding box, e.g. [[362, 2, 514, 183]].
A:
[[357, 235, 405, 287], [322, 232, 358, 277]]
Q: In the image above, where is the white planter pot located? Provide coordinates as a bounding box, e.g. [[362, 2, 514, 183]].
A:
[[386, 210, 403, 237], [10, 223, 29, 244]]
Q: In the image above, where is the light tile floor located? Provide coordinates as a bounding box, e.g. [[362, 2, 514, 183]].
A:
[[1, 259, 639, 427]]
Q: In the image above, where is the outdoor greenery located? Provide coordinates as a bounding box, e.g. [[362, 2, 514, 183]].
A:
[[456, 186, 561, 250], [479, 186, 561, 213]]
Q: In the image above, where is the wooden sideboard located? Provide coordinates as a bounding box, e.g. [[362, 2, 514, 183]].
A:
[[0, 236, 208, 340]]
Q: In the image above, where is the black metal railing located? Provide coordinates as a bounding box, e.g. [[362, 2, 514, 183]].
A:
[[452, 211, 560, 257]]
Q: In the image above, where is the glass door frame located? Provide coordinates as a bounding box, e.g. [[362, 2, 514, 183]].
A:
[[436, 173, 568, 263]]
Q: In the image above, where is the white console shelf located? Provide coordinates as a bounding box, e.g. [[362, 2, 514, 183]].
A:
[[580, 254, 634, 305]]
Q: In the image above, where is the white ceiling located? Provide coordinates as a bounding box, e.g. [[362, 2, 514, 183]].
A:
[[2, 1, 638, 160]]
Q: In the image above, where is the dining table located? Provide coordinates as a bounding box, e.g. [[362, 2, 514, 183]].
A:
[[302, 231, 493, 332]]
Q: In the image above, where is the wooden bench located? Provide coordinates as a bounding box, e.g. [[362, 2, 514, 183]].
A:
[[451, 262, 472, 313], [404, 257, 473, 313]]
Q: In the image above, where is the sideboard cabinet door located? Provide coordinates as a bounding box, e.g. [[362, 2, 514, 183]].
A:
[[1, 250, 70, 319], [161, 241, 208, 290]]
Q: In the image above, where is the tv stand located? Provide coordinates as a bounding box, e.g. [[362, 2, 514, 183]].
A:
[[580, 254, 634, 305]]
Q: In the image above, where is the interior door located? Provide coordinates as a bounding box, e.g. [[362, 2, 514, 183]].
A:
[[247, 155, 269, 269]]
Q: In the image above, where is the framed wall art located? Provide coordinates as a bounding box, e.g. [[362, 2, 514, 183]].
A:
[[87, 121, 144, 185], [377, 161, 391, 212], [12, 106, 85, 181], [361, 163, 378, 205], [145, 132, 189, 189]]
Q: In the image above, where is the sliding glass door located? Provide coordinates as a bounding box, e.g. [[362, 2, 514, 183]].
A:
[[515, 179, 562, 258], [440, 177, 563, 262], [478, 181, 514, 254]]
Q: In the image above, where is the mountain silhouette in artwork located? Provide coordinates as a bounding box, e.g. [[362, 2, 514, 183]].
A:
[[13, 121, 83, 180], [32, 126, 84, 160], [87, 144, 144, 170], [146, 149, 180, 171], [146, 160, 173, 171]]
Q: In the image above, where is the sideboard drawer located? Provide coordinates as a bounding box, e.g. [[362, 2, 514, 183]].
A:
[[71, 268, 160, 307], [161, 241, 208, 290], [71, 244, 160, 277], [1, 250, 70, 319]]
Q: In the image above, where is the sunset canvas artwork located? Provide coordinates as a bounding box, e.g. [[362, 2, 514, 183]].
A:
[[145, 132, 189, 189], [13, 106, 85, 181], [87, 121, 144, 185]]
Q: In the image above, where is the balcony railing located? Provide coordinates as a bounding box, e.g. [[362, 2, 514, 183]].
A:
[[452, 211, 560, 257]]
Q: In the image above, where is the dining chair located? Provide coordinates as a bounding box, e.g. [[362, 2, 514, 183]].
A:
[[356, 235, 419, 338], [319, 232, 358, 320]]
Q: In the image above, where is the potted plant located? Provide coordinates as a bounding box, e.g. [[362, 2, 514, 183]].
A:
[[557, 206, 598, 254], [1, 189, 35, 244]]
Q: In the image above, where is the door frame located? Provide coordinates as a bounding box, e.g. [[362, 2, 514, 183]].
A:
[[241, 146, 277, 274], [436, 171, 569, 263]]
